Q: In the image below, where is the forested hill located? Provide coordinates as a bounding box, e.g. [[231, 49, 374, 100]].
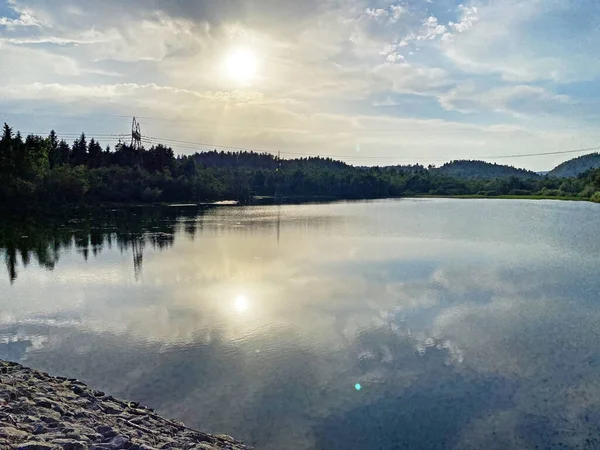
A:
[[192, 150, 349, 171], [434, 160, 540, 179], [548, 153, 600, 178]]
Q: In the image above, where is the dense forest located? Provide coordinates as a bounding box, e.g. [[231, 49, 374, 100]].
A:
[[434, 160, 540, 179], [548, 153, 600, 178], [1, 123, 600, 213]]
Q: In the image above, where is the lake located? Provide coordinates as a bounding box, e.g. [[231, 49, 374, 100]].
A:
[[2, 199, 600, 449]]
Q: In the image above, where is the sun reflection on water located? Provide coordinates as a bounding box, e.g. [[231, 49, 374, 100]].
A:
[[234, 295, 250, 312]]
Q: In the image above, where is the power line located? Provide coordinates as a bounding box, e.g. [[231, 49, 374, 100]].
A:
[[2, 108, 592, 134], [142, 134, 600, 162]]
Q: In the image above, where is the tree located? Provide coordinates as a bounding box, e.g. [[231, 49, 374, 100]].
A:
[[0, 123, 15, 175], [71, 133, 88, 166], [88, 138, 103, 168], [56, 140, 71, 166], [48, 130, 59, 168]]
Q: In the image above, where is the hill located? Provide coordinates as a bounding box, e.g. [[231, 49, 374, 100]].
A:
[[548, 153, 600, 178], [433, 160, 540, 180]]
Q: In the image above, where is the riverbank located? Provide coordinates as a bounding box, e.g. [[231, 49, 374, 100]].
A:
[[0, 360, 254, 450]]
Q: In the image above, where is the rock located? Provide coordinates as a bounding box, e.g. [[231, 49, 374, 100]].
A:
[[96, 426, 117, 440], [51, 439, 88, 450], [40, 414, 61, 425], [71, 386, 84, 395], [130, 444, 157, 450], [0, 425, 30, 439], [102, 404, 122, 415], [36, 398, 55, 409], [17, 442, 59, 450], [108, 435, 131, 449], [40, 409, 62, 421], [0, 359, 254, 450]]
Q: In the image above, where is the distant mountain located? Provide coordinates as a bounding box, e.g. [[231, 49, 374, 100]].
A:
[[433, 160, 540, 180], [548, 153, 600, 178]]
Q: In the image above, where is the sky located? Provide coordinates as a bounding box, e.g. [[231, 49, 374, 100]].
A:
[[1, 0, 600, 170]]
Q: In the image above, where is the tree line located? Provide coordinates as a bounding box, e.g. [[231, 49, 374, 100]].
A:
[[1, 123, 600, 213]]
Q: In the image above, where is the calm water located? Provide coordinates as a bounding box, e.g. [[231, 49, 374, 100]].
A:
[[2, 199, 600, 449]]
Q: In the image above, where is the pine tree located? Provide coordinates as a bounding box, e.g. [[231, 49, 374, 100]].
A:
[[57, 140, 71, 165], [71, 133, 88, 166], [88, 138, 103, 168], [0, 123, 14, 175], [48, 130, 59, 168]]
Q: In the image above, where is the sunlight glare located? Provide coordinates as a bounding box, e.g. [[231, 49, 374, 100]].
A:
[[234, 295, 250, 312], [226, 49, 258, 82]]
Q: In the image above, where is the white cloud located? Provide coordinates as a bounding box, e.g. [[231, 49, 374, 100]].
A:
[[450, 5, 478, 33], [372, 96, 399, 107], [0, 12, 40, 28], [386, 52, 405, 63], [362, 4, 405, 25], [390, 5, 404, 23], [371, 63, 450, 95], [364, 8, 389, 20], [419, 16, 447, 40], [439, 0, 600, 82], [439, 84, 571, 116]]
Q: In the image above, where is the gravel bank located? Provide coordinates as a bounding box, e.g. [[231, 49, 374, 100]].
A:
[[0, 360, 254, 450]]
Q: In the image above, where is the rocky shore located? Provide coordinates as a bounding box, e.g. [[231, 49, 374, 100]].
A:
[[0, 360, 254, 450]]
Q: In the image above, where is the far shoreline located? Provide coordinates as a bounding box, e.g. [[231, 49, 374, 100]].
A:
[[414, 194, 590, 202]]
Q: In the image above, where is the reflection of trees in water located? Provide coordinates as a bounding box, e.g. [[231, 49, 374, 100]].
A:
[[0, 207, 205, 283]]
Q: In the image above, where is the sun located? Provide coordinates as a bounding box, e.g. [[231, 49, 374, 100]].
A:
[[226, 49, 258, 82]]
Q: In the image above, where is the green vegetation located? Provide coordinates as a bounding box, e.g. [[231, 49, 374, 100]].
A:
[[548, 153, 600, 178], [1, 123, 600, 213], [433, 160, 539, 179]]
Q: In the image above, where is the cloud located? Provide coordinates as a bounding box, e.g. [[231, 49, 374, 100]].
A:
[[440, 0, 600, 82], [439, 84, 571, 116], [371, 62, 451, 95], [451, 5, 479, 33], [0, 11, 39, 28], [362, 4, 405, 24], [419, 16, 447, 41]]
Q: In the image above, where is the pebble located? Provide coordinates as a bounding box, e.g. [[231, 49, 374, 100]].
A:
[[0, 360, 253, 450]]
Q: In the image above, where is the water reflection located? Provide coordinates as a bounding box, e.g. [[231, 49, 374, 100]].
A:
[[2, 200, 600, 449], [235, 295, 251, 313], [0, 207, 188, 283]]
